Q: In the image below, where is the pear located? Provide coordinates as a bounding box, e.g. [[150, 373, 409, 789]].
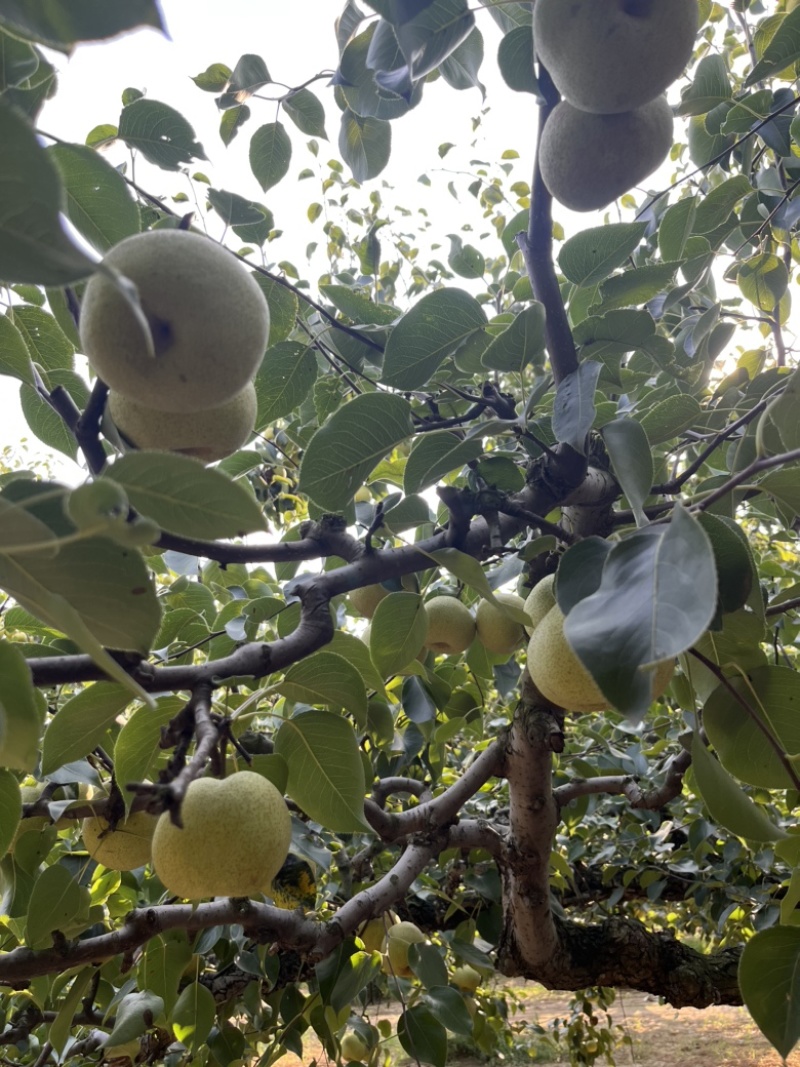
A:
[[526, 601, 675, 712], [80, 229, 270, 413], [151, 771, 291, 899], [350, 583, 389, 619], [340, 1032, 369, 1062], [423, 597, 476, 655], [523, 574, 557, 635], [538, 97, 674, 212], [107, 383, 257, 463], [82, 810, 158, 871], [452, 964, 482, 993], [534, 0, 698, 114], [475, 592, 526, 656], [386, 920, 426, 977]]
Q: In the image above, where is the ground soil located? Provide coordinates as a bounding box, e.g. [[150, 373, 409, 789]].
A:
[[272, 982, 800, 1067]]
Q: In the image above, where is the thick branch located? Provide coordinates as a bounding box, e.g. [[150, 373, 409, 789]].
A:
[[515, 64, 578, 385], [506, 916, 742, 1008]]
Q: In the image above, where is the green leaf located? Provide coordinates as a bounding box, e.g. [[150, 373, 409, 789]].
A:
[[552, 362, 601, 455], [19, 383, 77, 459], [497, 25, 538, 94], [320, 285, 399, 327], [13, 305, 75, 372], [439, 26, 485, 95], [41, 682, 131, 776], [447, 234, 485, 279], [283, 88, 327, 138], [564, 506, 717, 716], [382, 288, 486, 389], [692, 176, 751, 234], [139, 933, 191, 1016], [601, 418, 653, 528], [105, 453, 266, 539], [191, 62, 231, 92], [0, 1, 164, 51], [49, 969, 93, 1055], [0, 315, 35, 384], [169, 982, 216, 1054], [691, 732, 787, 842], [658, 197, 698, 262], [370, 592, 428, 677], [227, 53, 270, 98], [26, 865, 82, 948], [481, 303, 545, 371], [423, 986, 474, 1036], [219, 104, 250, 146], [0, 100, 96, 284], [759, 467, 800, 516], [678, 54, 732, 114], [597, 264, 678, 312], [330, 951, 381, 1014], [703, 666, 800, 789], [339, 108, 391, 183], [0, 28, 38, 89], [0, 642, 43, 771], [119, 99, 207, 171], [114, 699, 182, 810], [254, 342, 316, 428], [327, 631, 387, 698], [746, 6, 800, 85], [277, 651, 368, 723], [397, 1006, 448, 1067], [736, 253, 789, 312], [252, 275, 299, 343], [250, 121, 292, 192], [106, 991, 165, 1049], [0, 770, 21, 857], [275, 709, 371, 833], [48, 143, 140, 253], [299, 392, 414, 512], [558, 223, 647, 287], [404, 431, 484, 495], [639, 394, 702, 445]]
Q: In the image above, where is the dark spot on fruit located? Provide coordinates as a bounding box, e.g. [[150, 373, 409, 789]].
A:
[[148, 315, 173, 356]]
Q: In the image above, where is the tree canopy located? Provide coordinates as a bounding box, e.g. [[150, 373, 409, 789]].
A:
[[2, 1, 800, 1064]]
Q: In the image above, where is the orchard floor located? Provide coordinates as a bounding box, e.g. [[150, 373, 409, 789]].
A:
[[272, 983, 800, 1066]]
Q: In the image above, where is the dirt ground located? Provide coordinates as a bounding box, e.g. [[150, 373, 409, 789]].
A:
[[272, 983, 800, 1067]]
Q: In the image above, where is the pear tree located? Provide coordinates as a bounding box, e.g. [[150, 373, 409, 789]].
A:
[[3, 3, 800, 1066]]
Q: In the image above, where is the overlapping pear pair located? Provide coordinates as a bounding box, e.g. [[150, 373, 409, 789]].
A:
[[80, 229, 270, 462], [535, 0, 698, 210]]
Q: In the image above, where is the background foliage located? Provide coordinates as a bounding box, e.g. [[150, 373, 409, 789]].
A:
[[3, 1, 800, 1064]]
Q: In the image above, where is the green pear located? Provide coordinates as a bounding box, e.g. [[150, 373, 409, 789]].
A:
[[475, 592, 526, 656], [538, 97, 674, 212], [151, 771, 291, 900], [423, 597, 476, 655], [80, 229, 269, 413], [107, 382, 257, 463], [82, 810, 158, 871], [534, 0, 698, 114]]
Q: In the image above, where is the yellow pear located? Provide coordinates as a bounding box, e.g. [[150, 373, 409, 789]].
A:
[[423, 597, 476, 655], [523, 574, 557, 635], [350, 583, 389, 619], [82, 810, 158, 871], [386, 920, 426, 977], [151, 771, 291, 899], [534, 0, 698, 114], [107, 383, 257, 463], [340, 1031, 369, 1062], [452, 964, 481, 993], [539, 97, 674, 212], [80, 229, 269, 413], [527, 602, 675, 712], [475, 592, 526, 656]]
